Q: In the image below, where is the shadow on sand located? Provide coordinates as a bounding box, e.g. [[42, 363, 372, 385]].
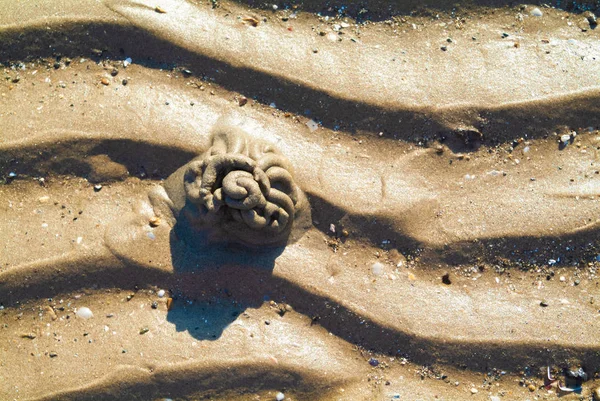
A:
[[165, 213, 285, 341]]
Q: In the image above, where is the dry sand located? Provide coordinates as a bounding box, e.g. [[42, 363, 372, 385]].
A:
[[1, 0, 600, 400]]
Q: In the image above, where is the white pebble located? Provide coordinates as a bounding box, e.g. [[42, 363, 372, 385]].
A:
[[372, 262, 384, 276], [276, 392, 285, 401], [531, 7, 543, 17], [157, 289, 166, 298], [76, 307, 93, 319], [471, 387, 479, 394], [560, 276, 566, 282], [305, 119, 319, 132], [123, 57, 132, 67], [272, 4, 278, 10], [560, 134, 570, 143]]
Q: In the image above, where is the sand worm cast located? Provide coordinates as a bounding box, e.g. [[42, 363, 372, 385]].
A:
[[150, 124, 310, 247]]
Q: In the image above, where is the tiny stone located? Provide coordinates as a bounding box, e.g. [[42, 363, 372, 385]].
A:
[[440, 46, 448, 51], [372, 262, 384, 276], [561, 134, 571, 143], [122, 79, 128, 85], [527, 384, 536, 392], [151, 302, 158, 309], [471, 388, 478, 394], [368, 357, 379, 367], [76, 307, 93, 319], [111, 69, 118, 76], [139, 327, 149, 334], [559, 276, 566, 282], [49, 352, 58, 358], [100, 77, 109, 85], [540, 300, 549, 307], [238, 96, 248, 106], [531, 7, 543, 17], [276, 392, 285, 401], [272, 4, 278, 10], [442, 272, 452, 285], [157, 289, 166, 298], [94, 184, 102, 192]]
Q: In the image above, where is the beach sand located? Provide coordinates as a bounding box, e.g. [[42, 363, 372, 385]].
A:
[[1, 0, 600, 400]]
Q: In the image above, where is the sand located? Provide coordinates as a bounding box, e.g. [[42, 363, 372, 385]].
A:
[[1, 0, 600, 400]]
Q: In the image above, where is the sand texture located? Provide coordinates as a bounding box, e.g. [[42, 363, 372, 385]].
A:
[[1, 0, 600, 400]]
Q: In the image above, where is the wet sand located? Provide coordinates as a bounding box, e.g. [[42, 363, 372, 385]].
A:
[[1, 0, 600, 400]]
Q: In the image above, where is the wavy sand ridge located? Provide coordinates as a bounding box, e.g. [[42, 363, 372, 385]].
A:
[[1, 0, 599, 141], [1, 0, 600, 400]]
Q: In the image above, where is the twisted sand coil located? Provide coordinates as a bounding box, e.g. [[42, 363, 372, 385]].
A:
[[172, 126, 307, 247]]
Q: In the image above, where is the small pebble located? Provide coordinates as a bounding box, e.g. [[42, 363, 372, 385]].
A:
[[76, 307, 94, 319], [368, 357, 379, 367], [49, 352, 58, 358], [238, 96, 248, 106], [372, 262, 384, 276], [122, 79, 128, 86], [442, 272, 452, 285], [306, 119, 319, 132], [560, 134, 570, 144], [94, 184, 103, 192], [100, 77, 109, 86], [157, 289, 166, 298], [139, 327, 149, 335], [540, 300, 549, 307], [528, 384, 536, 392], [123, 58, 132, 67], [531, 7, 543, 17], [471, 388, 478, 394], [276, 392, 285, 401], [151, 302, 158, 309]]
